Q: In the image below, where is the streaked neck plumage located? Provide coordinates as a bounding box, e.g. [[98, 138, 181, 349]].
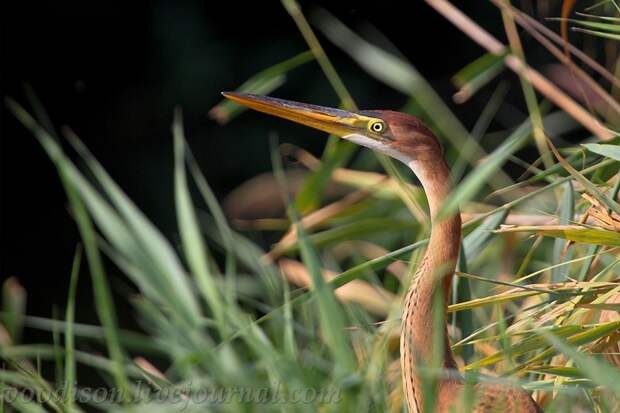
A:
[[400, 157, 462, 413]]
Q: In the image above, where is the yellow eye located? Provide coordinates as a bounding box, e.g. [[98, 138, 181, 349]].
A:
[[369, 121, 386, 133]]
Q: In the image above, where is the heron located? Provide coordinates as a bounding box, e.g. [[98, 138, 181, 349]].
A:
[[222, 92, 542, 413]]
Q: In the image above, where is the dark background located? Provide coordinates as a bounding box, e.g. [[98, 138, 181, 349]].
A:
[[1, 1, 542, 331]]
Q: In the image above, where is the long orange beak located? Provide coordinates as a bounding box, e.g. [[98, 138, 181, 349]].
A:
[[221, 92, 368, 137]]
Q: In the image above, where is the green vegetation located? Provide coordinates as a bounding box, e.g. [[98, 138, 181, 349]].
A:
[[2, 1, 620, 411]]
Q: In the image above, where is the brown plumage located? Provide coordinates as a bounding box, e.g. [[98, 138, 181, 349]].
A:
[[220, 93, 542, 413], [378, 112, 541, 413]]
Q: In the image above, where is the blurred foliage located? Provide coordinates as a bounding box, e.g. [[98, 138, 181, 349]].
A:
[[2, 0, 620, 412]]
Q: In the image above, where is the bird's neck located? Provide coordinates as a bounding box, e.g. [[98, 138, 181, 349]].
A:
[[413, 159, 462, 291], [400, 158, 462, 412]]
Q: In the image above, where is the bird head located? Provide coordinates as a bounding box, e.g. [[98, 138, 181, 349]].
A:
[[221, 92, 442, 165]]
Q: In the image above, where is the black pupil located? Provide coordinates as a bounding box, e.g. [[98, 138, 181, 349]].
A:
[[374, 123, 382, 131]]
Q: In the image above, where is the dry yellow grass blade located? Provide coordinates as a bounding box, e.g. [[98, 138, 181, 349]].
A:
[[464, 212, 555, 226], [493, 0, 620, 121], [425, 0, 615, 140], [597, 292, 620, 367], [264, 186, 378, 262], [289, 145, 429, 220], [583, 193, 620, 232], [494, 224, 620, 247], [278, 258, 396, 316], [449, 279, 618, 313], [0, 323, 11, 347], [133, 356, 168, 381], [223, 170, 349, 221]]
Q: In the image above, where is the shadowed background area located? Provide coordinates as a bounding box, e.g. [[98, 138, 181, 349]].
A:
[[2, 1, 550, 332]]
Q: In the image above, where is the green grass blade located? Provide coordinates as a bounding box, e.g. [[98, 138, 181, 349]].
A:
[[209, 51, 314, 124], [454, 242, 474, 363], [552, 181, 574, 282], [235, 239, 427, 336], [480, 157, 615, 229], [583, 143, 620, 161], [282, 282, 297, 360], [271, 139, 357, 376], [173, 109, 227, 336], [64, 246, 81, 408], [64, 130, 202, 327], [186, 148, 243, 306], [527, 366, 584, 379], [278, 218, 417, 255], [501, 7, 553, 170], [463, 210, 508, 262], [295, 139, 357, 212], [452, 52, 507, 103], [281, 0, 367, 214], [576, 11, 620, 22], [438, 120, 532, 219], [573, 26, 620, 40], [2, 385, 49, 413], [496, 225, 620, 247], [312, 9, 491, 166], [551, 18, 620, 33], [579, 303, 620, 311], [2, 314, 164, 354], [5, 98, 131, 400], [51, 306, 63, 389], [488, 140, 604, 198], [511, 321, 620, 373], [281, 0, 357, 110], [541, 329, 620, 395], [552, 139, 620, 216]]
